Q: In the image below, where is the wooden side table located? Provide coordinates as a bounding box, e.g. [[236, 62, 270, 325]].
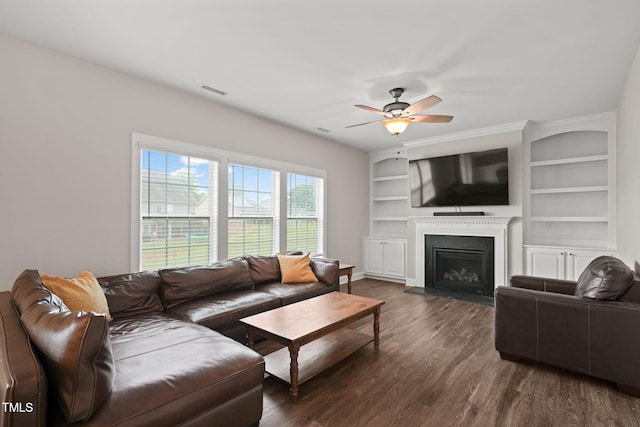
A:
[[338, 264, 355, 294]]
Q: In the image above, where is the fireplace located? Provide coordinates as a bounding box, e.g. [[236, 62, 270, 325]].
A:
[[411, 216, 511, 289], [425, 234, 494, 297]]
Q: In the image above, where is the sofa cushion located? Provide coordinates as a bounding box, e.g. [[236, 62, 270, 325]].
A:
[[166, 290, 281, 331], [160, 258, 254, 308], [40, 269, 112, 321], [11, 270, 114, 423], [575, 256, 634, 300], [82, 312, 265, 425], [98, 270, 164, 317], [245, 255, 281, 284], [276, 252, 318, 284], [257, 281, 334, 305]]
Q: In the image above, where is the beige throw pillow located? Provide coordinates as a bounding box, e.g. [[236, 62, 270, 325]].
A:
[[276, 252, 318, 284], [41, 270, 112, 321]]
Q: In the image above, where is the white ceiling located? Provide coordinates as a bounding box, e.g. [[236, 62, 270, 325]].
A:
[[1, 0, 640, 152]]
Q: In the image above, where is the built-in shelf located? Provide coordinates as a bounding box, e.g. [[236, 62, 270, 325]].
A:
[[523, 115, 616, 256], [370, 151, 409, 239], [530, 216, 609, 223], [530, 186, 608, 194], [530, 154, 608, 167], [524, 243, 618, 251], [372, 196, 408, 202], [372, 174, 408, 182], [372, 217, 408, 222]]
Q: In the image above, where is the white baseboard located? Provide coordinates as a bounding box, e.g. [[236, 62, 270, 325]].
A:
[[339, 272, 365, 284], [404, 277, 421, 287], [360, 274, 406, 284]]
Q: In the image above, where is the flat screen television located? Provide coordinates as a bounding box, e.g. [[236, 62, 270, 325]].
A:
[[408, 148, 509, 207]]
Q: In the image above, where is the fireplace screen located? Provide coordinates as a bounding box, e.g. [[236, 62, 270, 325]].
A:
[[426, 235, 494, 296]]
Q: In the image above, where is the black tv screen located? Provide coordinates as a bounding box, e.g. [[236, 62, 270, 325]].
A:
[[409, 148, 509, 207]]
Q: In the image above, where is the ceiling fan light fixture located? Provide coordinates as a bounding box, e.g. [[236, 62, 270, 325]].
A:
[[348, 88, 452, 134], [383, 117, 411, 135]]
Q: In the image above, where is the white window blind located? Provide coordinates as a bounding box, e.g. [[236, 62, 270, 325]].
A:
[[228, 164, 280, 258], [140, 149, 217, 269], [287, 173, 324, 255], [133, 134, 326, 270]]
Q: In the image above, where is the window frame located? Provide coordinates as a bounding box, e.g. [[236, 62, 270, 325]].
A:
[[138, 149, 218, 270], [286, 172, 325, 255], [227, 163, 280, 258], [131, 133, 327, 271]]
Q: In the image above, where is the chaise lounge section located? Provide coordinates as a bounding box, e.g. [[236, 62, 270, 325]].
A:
[[0, 254, 339, 426]]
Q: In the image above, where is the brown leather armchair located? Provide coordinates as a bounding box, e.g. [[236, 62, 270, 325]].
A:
[[495, 256, 640, 396]]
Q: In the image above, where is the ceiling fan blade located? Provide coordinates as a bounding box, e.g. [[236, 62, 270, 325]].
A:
[[354, 105, 388, 116], [345, 119, 383, 128], [411, 114, 454, 123], [402, 95, 442, 116]]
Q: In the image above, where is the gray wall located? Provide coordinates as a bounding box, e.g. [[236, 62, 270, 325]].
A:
[[0, 34, 369, 290], [617, 44, 640, 268]]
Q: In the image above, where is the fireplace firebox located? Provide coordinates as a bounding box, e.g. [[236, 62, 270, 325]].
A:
[[425, 234, 494, 297]]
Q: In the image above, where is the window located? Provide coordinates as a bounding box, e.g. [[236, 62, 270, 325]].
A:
[[140, 149, 217, 270], [133, 133, 326, 271], [287, 173, 324, 255], [228, 164, 279, 258]]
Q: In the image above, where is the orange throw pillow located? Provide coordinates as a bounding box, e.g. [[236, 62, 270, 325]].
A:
[[276, 252, 318, 284], [41, 270, 112, 321]]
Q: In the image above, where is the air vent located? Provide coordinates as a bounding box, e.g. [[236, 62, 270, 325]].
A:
[[316, 127, 331, 133], [201, 85, 227, 96]]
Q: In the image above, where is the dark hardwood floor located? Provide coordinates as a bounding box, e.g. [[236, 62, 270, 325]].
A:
[[255, 279, 640, 427]]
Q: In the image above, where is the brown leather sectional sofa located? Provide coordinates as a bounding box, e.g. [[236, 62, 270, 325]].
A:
[[0, 255, 339, 426], [495, 256, 640, 395]]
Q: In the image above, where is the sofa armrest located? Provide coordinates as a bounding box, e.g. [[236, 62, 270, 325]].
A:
[[510, 275, 577, 295], [495, 286, 587, 364], [310, 257, 339, 289], [0, 292, 47, 427]]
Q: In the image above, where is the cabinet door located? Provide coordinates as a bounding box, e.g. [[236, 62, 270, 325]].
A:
[[383, 240, 406, 278], [526, 247, 566, 279], [364, 239, 384, 275], [567, 250, 612, 281]]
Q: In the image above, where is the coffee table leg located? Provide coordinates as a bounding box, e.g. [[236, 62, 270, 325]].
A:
[[374, 308, 380, 351], [289, 344, 300, 402], [347, 269, 353, 294]]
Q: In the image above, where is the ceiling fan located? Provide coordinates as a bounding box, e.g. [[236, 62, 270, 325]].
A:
[[346, 88, 453, 135]]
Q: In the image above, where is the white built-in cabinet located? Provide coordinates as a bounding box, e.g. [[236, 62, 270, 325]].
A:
[[524, 246, 616, 281], [523, 113, 617, 279], [363, 238, 406, 279], [364, 149, 408, 280]]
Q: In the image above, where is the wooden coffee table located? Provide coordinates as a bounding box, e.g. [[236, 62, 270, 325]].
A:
[[240, 292, 384, 402]]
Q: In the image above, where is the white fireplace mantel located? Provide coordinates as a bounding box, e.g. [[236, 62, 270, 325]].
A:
[[409, 216, 513, 289]]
